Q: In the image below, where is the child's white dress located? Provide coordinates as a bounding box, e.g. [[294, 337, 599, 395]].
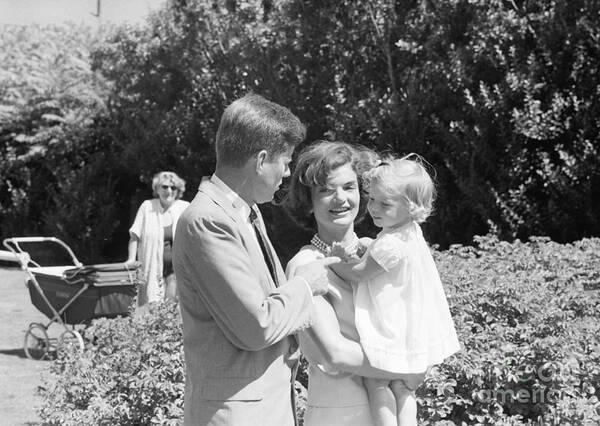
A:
[[353, 221, 460, 374]]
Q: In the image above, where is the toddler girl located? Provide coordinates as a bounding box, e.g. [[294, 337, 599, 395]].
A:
[[328, 154, 461, 426]]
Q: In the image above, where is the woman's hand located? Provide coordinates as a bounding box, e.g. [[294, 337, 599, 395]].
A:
[[124, 259, 138, 268]]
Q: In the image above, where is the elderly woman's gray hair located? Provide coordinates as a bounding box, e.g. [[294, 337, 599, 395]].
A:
[[151, 171, 186, 198]]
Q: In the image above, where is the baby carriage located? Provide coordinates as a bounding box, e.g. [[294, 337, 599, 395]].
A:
[[3, 236, 140, 360]]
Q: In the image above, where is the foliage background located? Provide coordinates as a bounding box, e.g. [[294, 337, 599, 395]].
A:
[[1, 0, 599, 263]]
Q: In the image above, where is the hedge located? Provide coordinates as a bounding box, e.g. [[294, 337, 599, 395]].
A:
[[39, 235, 600, 425]]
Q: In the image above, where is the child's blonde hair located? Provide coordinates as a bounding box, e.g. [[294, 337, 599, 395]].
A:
[[364, 153, 436, 223]]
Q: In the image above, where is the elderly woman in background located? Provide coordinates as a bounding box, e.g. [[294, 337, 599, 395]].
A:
[[126, 171, 190, 308]]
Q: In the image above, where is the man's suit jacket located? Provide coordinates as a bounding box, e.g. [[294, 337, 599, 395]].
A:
[[173, 177, 314, 426]]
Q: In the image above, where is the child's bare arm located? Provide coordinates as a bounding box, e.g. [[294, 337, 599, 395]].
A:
[[329, 242, 386, 282]]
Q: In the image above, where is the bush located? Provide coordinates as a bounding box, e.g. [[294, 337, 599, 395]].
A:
[[417, 235, 600, 424], [39, 302, 184, 425], [39, 236, 600, 424]]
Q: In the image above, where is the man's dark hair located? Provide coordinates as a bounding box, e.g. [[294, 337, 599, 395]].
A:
[[216, 93, 306, 167]]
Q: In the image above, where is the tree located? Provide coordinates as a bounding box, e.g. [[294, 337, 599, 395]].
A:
[[0, 24, 115, 261], [2, 0, 599, 261]]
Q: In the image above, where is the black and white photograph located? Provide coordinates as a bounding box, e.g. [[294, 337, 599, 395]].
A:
[[1, 1, 599, 425]]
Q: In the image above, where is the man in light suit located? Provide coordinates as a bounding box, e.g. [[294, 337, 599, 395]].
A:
[[173, 93, 338, 425]]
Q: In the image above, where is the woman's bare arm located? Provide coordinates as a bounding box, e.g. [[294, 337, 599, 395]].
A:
[[126, 234, 139, 264], [307, 296, 405, 379], [288, 252, 401, 379]]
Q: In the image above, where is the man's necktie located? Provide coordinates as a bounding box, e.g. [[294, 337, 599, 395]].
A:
[[249, 208, 279, 286]]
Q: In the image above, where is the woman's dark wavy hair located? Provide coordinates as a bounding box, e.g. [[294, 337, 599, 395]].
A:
[[284, 140, 379, 230]]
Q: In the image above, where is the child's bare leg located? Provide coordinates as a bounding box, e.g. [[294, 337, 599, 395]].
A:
[[390, 373, 425, 426], [364, 377, 396, 426]]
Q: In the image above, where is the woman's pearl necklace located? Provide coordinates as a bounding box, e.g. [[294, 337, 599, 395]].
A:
[[310, 234, 358, 256]]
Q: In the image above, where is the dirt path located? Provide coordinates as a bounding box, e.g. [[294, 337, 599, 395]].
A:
[[0, 267, 53, 425]]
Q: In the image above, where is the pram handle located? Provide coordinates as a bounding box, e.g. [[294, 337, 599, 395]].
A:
[[0, 250, 23, 263], [5, 237, 57, 244], [2, 237, 83, 268]]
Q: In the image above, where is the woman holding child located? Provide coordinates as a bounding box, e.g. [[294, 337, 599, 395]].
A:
[[285, 141, 460, 426]]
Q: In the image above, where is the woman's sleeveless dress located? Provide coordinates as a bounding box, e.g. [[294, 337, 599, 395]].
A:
[[287, 246, 374, 426]]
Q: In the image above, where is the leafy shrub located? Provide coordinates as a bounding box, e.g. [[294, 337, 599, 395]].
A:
[[417, 235, 600, 424], [39, 302, 184, 425], [39, 236, 600, 424]]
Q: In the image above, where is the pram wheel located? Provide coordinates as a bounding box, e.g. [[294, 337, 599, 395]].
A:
[[57, 330, 85, 357], [24, 323, 51, 360]]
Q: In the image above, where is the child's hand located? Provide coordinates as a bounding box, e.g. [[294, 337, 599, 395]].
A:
[[329, 242, 347, 259], [356, 241, 369, 258], [331, 242, 359, 263]]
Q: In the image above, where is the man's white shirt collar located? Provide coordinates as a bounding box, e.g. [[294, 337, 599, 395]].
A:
[[210, 174, 255, 224]]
